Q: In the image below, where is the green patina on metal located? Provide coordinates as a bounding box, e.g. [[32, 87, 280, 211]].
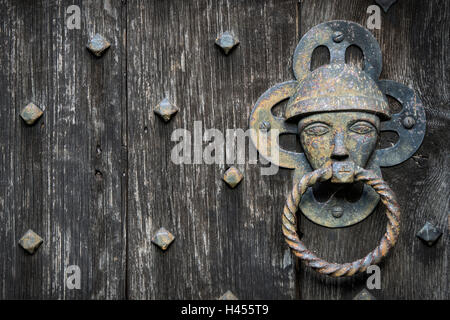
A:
[[19, 229, 43, 255], [249, 20, 426, 229], [20, 102, 43, 125], [86, 33, 111, 57], [223, 166, 244, 189], [151, 227, 175, 251], [154, 98, 179, 122], [215, 31, 240, 55]]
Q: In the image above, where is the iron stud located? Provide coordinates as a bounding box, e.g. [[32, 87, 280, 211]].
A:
[[215, 31, 240, 55], [375, 0, 398, 13], [154, 98, 179, 122], [416, 222, 442, 246], [86, 33, 111, 57], [152, 227, 175, 251], [353, 288, 375, 300], [20, 103, 43, 125], [223, 166, 244, 188], [218, 290, 238, 300], [19, 230, 43, 254]]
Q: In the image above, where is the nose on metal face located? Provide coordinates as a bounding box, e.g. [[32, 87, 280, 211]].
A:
[[330, 132, 354, 183], [331, 131, 350, 161]]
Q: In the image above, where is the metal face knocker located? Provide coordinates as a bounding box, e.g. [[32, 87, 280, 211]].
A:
[[249, 21, 426, 277]]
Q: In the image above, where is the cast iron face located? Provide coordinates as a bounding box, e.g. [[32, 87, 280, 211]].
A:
[[249, 20, 426, 228]]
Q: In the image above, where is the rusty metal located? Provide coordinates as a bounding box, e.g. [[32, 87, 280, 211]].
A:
[[331, 207, 343, 218], [248, 20, 425, 276], [86, 33, 111, 57], [215, 31, 239, 55], [249, 20, 425, 229], [223, 166, 244, 188], [151, 227, 175, 251], [376, 80, 426, 167], [282, 165, 400, 277], [292, 21, 383, 81], [416, 222, 442, 247], [154, 98, 179, 122], [402, 116, 415, 129], [259, 120, 271, 132], [332, 31, 344, 43], [285, 63, 390, 121], [20, 102, 43, 125], [19, 230, 43, 254], [375, 0, 398, 12], [353, 288, 376, 300], [299, 178, 380, 227], [218, 291, 238, 300]]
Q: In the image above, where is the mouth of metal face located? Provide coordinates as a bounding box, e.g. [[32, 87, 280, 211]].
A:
[[312, 179, 365, 204]]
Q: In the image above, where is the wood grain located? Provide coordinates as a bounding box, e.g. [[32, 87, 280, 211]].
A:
[[0, 0, 126, 299], [126, 0, 300, 300], [298, 0, 449, 300], [0, 0, 447, 300]]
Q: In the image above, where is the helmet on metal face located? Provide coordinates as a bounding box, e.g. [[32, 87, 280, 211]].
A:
[[285, 63, 390, 121]]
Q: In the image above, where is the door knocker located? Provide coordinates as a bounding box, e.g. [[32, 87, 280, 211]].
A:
[[249, 21, 426, 277]]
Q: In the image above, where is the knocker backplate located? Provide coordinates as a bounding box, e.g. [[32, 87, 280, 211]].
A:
[[249, 20, 426, 228]]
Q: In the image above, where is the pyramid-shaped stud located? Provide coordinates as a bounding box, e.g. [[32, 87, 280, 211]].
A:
[[154, 98, 179, 122], [223, 166, 243, 188], [416, 221, 442, 246], [215, 31, 240, 55], [151, 227, 175, 251], [218, 290, 238, 300], [353, 288, 375, 300], [375, 0, 398, 13], [19, 229, 43, 254], [20, 102, 43, 125], [86, 33, 111, 57]]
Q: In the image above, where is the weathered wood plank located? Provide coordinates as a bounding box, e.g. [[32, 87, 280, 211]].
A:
[[298, 0, 449, 299], [0, 0, 447, 300], [0, 0, 126, 299], [126, 0, 300, 299]]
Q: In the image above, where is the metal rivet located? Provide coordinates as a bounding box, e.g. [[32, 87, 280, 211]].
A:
[[151, 227, 175, 251], [19, 230, 43, 254], [353, 289, 376, 300], [223, 166, 244, 188], [402, 116, 416, 129], [331, 206, 344, 218], [218, 290, 238, 300], [86, 33, 111, 57], [154, 98, 179, 122], [20, 103, 43, 125], [332, 31, 344, 43], [375, 0, 398, 13], [259, 120, 271, 132], [416, 221, 442, 246], [215, 31, 240, 55]]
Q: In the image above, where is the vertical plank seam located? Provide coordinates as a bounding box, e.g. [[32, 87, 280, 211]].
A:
[[121, 0, 130, 300]]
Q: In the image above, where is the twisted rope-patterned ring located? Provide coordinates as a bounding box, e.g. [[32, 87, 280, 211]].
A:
[[282, 165, 401, 277]]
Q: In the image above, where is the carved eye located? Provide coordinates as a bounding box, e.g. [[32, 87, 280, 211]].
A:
[[303, 123, 330, 136], [349, 122, 374, 134]]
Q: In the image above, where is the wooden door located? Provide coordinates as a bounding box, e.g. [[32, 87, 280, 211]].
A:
[[0, 0, 447, 299]]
